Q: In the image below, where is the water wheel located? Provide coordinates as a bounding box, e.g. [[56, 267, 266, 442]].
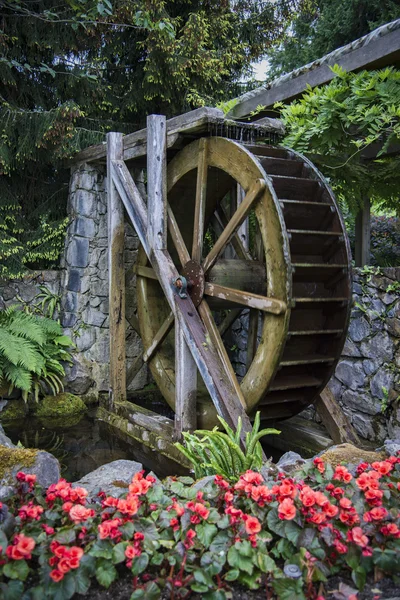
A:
[[135, 137, 351, 428]]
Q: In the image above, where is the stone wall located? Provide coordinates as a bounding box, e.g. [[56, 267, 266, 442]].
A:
[[301, 267, 400, 443], [0, 271, 61, 312], [59, 163, 148, 398]]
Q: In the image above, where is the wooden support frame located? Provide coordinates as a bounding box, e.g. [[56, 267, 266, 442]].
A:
[[107, 132, 126, 406], [315, 387, 360, 445]]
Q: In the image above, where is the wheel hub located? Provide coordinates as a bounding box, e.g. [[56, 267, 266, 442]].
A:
[[182, 260, 205, 307]]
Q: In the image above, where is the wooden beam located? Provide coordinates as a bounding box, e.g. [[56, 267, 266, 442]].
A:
[[126, 352, 145, 387], [107, 132, 126, 406], [143, 312, 174, 363], [174, 319, 197, 439], [192, 138, 208, 263], [315, 387, 360, 445], [355, 197, 371, 267], [167, 205, 191, 267], [147, 115, 167, 250], [204, 282, 286, 314]]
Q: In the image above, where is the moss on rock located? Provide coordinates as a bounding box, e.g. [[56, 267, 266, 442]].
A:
[[32, 393, 87, 419], [319, 443, 385, 469], [0, 399, 28, 422], [0, 445, 37, 481]]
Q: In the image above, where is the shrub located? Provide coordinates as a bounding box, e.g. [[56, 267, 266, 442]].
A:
[[0, 454, 399, 599], [0, 306, 73, 401]]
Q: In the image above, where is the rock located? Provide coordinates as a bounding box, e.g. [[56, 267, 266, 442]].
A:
[[382, 293, 397, 305], [376, 439, 400, 457], [0, 446, 60, 501], [18, 283, 39, 303], [64, 291, 78, 312], [275, 451, 306, 473], [66, 238, 89, 268], [363, 360, 378, 376], [341, 338, 362, 357], [335, 360, 366, 390], [76, 191, 96, 217], [341, 389, 382, 416], [82, 306, 106, 327], [191, 475, 217, 495], [73, 216, 95, 238], [0, 425, 14, 448], [360, 332, 394, 362], [61, 312, 77, 328], [73, 459, 143, 498], [370, 369, 394, 400], [386, 318, 400, 337], [32, 393, 87, 420], [75, 328, 96, 352], [67, 269, 81, 292], [348, 317, 370, 342], [352, 413, 376, 440], [64, 357, 94, 395], [318, 443, 385, 469], [327, 376, 343, 400]]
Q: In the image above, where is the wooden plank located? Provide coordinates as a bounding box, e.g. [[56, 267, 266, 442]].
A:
[[111, 159, 149, 256], [134, 265, 158, 280], [143, 312, 174, 363], [202, 179, 266, 273], [355, 197, 371, 266], [246, 309, 259, 370], [192, 138, 208, 263], [175, 319, 197, 438], [236, 184, 249, 252], [315, 387, 360, 445], [147, 115, 167, 250], [107, 132, 126, 405], [167, 205, 191, 267], [125, 313, 140, 333], [204, 282, 286, 314], [218, 308, 242, 337], [126, 352, 145, 387]]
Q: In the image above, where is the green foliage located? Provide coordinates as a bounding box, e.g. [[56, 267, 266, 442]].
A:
[[0, 306, 73, 401], [277, 67, 400, 215], [0, 0, 303, 278], [175, 412, 280, 480], [268, 0, 400, 78]]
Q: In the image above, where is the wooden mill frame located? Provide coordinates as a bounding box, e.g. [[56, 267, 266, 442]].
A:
[[101, 108, 359, 451]]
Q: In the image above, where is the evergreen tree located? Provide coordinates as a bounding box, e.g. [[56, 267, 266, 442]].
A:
[[0, 0, 303, 277], [267, 0, 400, 78]]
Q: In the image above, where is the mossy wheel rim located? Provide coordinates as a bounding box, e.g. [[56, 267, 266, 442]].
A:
[[136, 137, 291, 427]]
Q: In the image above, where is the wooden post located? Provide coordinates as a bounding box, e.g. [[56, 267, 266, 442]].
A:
[[355, 197, 371, 266], [107, 132, 126, 407], [237, 184, 249, 251], [315, 387, 360, 445], [175, 320, 197, 439], [147, 115, 167, 250]]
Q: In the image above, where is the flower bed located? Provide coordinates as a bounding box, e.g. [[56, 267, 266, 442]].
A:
[[0, 456, 399, 599]]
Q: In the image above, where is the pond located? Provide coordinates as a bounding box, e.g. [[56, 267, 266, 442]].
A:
[[3, 408, 187, 482]]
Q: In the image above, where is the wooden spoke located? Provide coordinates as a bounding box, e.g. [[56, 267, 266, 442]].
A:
[[216, 207, 252, 261], [167, 205, 190, 267], [192, 138, 208, 262], [218, 308, 242, 337], [202, 179, 266, 273], [246, 309, 259, 370], [198, 300, 247, 412], [204, 282, 286, 315], [143, 312, 174, 363], [134, 265, 158, 280]]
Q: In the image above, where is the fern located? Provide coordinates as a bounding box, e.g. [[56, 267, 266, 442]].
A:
[[175, 412, 280, 481]]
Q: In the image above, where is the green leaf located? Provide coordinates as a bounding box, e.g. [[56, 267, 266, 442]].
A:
[[74, 570, 91, 595], [373, 548, 400, 573], [227, 546, 254, 575], [131, 591, 145, 600], [272, 577, 306, 600], [2, 580, 24, 600], [89, 540, 113, 559], [3, 559, 29, 581], [257, 552, 277, 574], [352, 566, 367, 590], [209, 530, 232, 554], [196, 523, 217, 547], [55, 527, 76, 545], [131, 552, 149, 576], [142, 581, 160, 600], [95, 558, 117, 588], [225, 568, 239, 581], [112, 542, 127, 564]]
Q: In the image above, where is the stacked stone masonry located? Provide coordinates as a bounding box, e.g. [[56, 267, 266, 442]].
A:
[[0, 162, 398, 444]]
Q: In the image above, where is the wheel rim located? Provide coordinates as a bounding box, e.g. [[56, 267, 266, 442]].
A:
[[136, 137, 291, 426]]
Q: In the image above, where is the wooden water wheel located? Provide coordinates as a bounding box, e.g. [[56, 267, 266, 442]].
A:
[[134, 136, 352, 428]]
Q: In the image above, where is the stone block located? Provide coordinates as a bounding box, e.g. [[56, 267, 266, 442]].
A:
[[64, 291, 78, 313], [353, 283, 362, 295], [73, 216, 95, 238], [352, 413, 375, 440], [64, 356, 94, 395], [370, 369, 394, 400], [1, 286, 16, 301], [75, 327, 96, 352], [18, 283, 39, 303], [363, 360, 378, 376], [61, 312, 77, 328], [386, 318, 400, 337], [82, 307, 106, 327], [342, 338, 361, 357], [382, 292, 397, 305], [327, 376, 343, 400], [67, 269, 81, 292], [91, 280, 108, 297], [90, 296, 101, 308], [348, 317, 370, 342], [75, 191, 96, 217], [335, 360, 366, 390], [66, 238, 89, 268], [360, 332, 394, 362], [341, 389, 382, 416]]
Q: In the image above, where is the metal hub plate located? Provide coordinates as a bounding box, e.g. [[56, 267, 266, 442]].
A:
[[182, 260, 205, 307]]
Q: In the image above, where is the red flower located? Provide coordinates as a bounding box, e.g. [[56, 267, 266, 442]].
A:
[[214, 475, 230, 490], [381, 523, 400, 537], [169, 518, 179, 531], [125, 545, 141, 559], [348, 527, 369, 548], [278, 498, 296, 520], [371, 461, 393, 476], [50, 569, 64, 582], [300, 486, 316, 507], [325, 503, 339, 518], [313, 457, 325, 474], [243, 515, 261, 535], [183, 529, 196, 549], [69, 505, 94, 523], [116, 495, 140, 516], [6, 534, 35, 560], [363, 507, 388, 522], [339, 498, 352, 510], [251, 485, 273, 506], [333, 465, 352, 482]]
